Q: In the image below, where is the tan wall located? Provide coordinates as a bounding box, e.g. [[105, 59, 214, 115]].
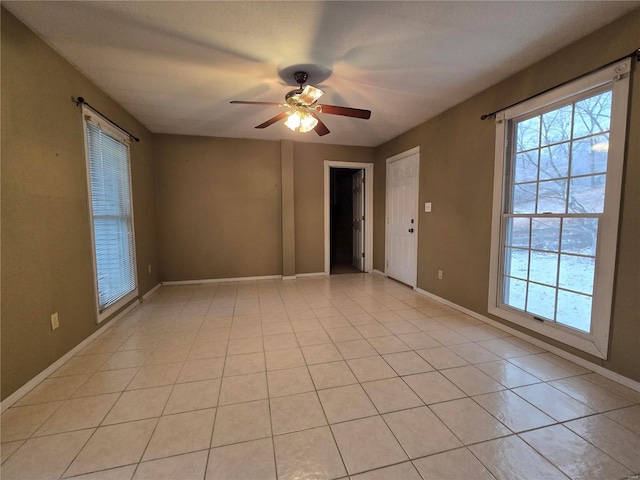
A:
[[281, 140, 296, 277], [374, 10, 640, 381], [1, 8, 161, 400], [153, 135, 282, 281], [154, 138, 375, 279], [293, 142, 376, 274]]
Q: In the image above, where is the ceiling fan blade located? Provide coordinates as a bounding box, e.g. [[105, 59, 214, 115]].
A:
[[310, 113, 330, 136], [318, 104, 371, 119], [255, 112, 289, 129], [299, 85, 324, 105], [231, 101, 284, 107]]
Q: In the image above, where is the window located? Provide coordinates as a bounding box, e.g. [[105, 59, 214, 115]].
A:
[[83, 107, 138, 323], [489, 58, 631, 358]]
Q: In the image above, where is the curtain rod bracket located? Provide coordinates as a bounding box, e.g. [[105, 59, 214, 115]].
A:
[[74, 96, 140, 142]]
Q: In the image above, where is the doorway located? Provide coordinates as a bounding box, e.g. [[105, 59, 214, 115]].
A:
[[385, 147, 420, 287], [324, 161, 374, 274], [330, 168, 364, 274]]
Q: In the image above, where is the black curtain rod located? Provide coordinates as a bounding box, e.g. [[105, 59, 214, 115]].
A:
[[480, 48, 640, 121], [75, 97, 140, 142]]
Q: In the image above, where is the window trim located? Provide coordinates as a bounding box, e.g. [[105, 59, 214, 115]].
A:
[[82, 106, 138, 324], [488, 58, 631, 359]]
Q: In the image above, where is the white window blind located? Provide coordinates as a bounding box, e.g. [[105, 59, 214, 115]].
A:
[[84, 112, 137, 321]]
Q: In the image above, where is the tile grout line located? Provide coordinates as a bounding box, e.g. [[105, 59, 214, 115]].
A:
[[204, 283, 235, 479], [36, 311, 152, 478], [130, 295, 195, 479]]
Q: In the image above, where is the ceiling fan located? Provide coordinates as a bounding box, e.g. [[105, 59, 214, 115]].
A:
[[230, 71, 371, 136]]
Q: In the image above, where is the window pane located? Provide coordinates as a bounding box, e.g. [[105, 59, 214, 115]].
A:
[[573, 90, 611, 139], [514, 151, 539, 183], [558, 254, 595, 295], [541, 105, 572, 146], [561, 218, 598, 256], [512, 183, 537, 214], [531, 217, 560, 252], [503, 277, 526, 311], [516, 116, 541, 152], [504, 247, 528, 280], [505, 217, 530, 248], [539, 143, 569, 180], [557, 290, 592, 333], [529, 251, 558, 286], [571, 134, 608, 176], [569, 175, 606, 213], [537, 179, 567, 213], [526, 283, 556, 320]]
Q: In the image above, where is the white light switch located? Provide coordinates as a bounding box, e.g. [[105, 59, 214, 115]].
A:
[[424, 202, 432, 213]]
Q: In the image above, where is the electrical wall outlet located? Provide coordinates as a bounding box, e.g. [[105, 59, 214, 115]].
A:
[[425, 202, 432, 213], [438, 270, 443, 280], [51, 312, 59, 330]]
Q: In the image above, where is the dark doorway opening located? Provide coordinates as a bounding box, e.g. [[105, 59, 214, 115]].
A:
[[330, 168, 364, 274]]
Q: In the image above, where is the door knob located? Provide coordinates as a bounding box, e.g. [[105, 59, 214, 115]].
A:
[[409, 228, 414, 233]]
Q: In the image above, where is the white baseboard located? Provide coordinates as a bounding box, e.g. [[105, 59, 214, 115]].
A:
[[1, 300, 140, 413], [414, 287, 640, 393], [162, 273, 332, 285], [372, 269, 386, 276], [162, 275, 282, 285], [141, 283, 161, 301]]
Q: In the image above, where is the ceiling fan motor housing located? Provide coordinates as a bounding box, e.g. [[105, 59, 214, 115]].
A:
[[285, 71, 310, 106], [285, 90, 304, 106]]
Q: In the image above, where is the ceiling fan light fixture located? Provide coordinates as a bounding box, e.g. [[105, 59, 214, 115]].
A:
[[299, 112, 318, 132], [285, 110, 317, 133], [300, 85, 324, 105], [284, 111, 301, 130], [232, 69, 370, 136]]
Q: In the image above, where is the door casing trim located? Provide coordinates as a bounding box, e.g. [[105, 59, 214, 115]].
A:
[[324, 161, 374, 274]]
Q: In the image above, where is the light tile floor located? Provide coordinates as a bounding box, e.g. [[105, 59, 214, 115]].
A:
[[2, 274, 640, 480]]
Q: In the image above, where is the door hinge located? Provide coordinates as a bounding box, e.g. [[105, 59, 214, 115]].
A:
[[362, 252, 365, 258], [361, 215, 365, 221]]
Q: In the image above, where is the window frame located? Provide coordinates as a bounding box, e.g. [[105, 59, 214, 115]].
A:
[[82, 106, 138, 324], [488, 58, 631, 359]]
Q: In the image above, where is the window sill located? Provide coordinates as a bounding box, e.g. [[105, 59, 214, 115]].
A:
[[488, 305, 607, 359], [96, 289, 138, 324]]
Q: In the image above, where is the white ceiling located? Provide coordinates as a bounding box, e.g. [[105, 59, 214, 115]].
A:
[[5, 1, 639, 147]]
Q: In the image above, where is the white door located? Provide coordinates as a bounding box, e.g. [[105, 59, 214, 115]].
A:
[[352, 170, 365, 271], [386, 153, 419, 286]]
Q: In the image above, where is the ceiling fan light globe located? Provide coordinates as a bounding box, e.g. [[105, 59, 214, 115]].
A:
[[300, 85, 324, 105], [284, 110, 317, 133], [299, 113, 318, 133], [284, 111, 301, 131]]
